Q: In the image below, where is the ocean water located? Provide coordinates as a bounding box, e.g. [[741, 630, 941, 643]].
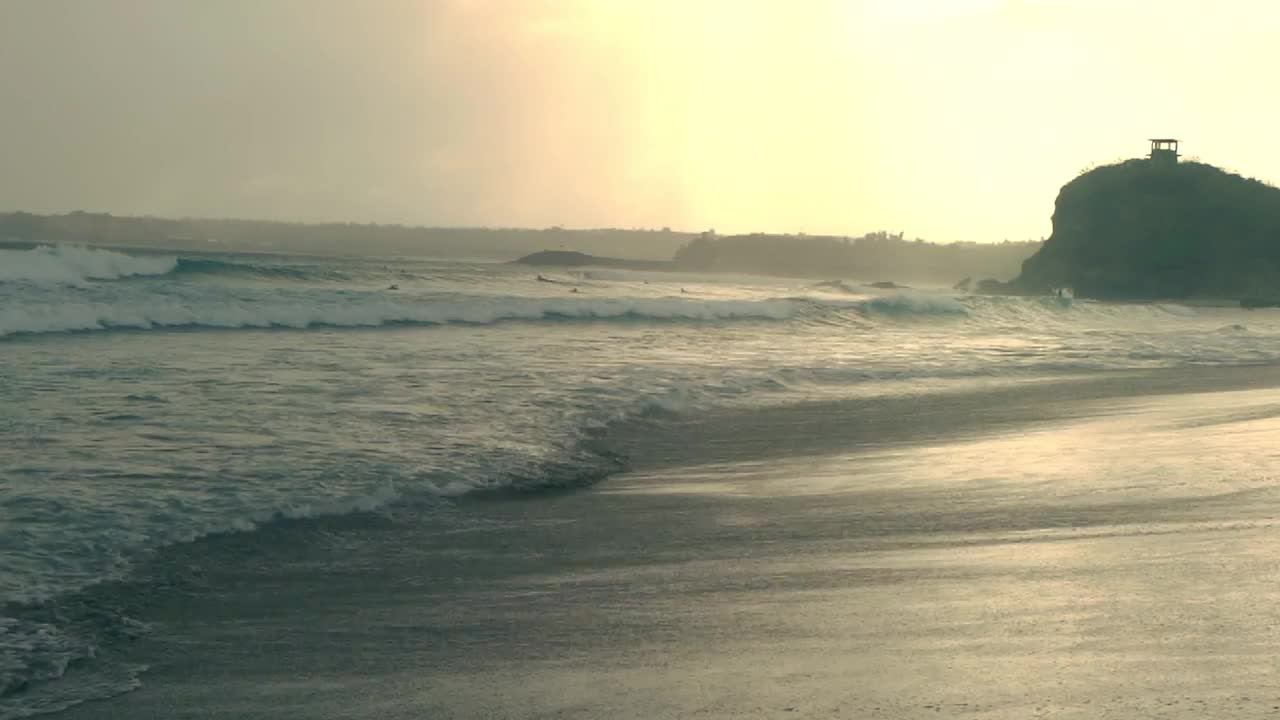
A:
[[4, 243, 1280, 717]]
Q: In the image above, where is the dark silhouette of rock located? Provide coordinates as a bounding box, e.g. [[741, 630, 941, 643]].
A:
[[1006, 158, 1280, 300], [513, 250, 672, 271]]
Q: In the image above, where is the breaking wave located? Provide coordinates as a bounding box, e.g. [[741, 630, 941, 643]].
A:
[[0, 295, 797, 338], [0, 379, 707, 719], [0, 246, 176, 285], [0, 479, 403, 720], [856, 292, 967, 316], [0, 245, 360, 286], [172, 257, 353, 281]]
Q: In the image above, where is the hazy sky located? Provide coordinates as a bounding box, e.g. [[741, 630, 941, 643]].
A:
[[4, 0, 1280, 242]]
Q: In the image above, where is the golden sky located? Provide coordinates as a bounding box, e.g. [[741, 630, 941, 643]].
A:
[[3, 0, 1279, 242]]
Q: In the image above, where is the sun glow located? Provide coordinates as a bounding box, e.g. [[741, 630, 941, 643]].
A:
[[7, 1, 1280, 241]]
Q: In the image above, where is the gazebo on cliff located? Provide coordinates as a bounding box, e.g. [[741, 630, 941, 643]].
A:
[[1149, 138, 1179, 164]]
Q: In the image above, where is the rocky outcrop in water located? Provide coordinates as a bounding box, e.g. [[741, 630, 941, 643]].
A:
[[1002, 159, 1280, 300], [512, 250, 673, 271]]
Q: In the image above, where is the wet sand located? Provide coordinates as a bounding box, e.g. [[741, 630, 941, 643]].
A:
[[54, 367, 1280, 719]]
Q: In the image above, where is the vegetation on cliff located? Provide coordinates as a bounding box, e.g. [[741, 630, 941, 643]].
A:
[[1008, 159, 1280, 299], [521, 232, 1039, 283], [672, 232, 1038, 283]]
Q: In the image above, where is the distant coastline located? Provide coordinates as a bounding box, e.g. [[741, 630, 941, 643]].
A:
[[0, 211, 693, 262], [514, 232, 1041, 284], [512, 250, 674, 271], [1, 212, 1041, 285]]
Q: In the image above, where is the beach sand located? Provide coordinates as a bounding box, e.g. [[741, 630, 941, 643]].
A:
[[53, 366, 1280, 719]]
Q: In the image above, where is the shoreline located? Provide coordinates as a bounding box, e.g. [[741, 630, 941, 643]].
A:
[[41, 362, 1280, 719]]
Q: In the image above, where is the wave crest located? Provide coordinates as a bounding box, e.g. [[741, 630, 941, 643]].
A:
[[173, 257, 351, 281], [0, 245, 176, 285], [0, 296, 797, 338], [857, 292, 967, 316]]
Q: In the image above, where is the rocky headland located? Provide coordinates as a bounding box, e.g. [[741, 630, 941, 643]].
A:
[[997, 158, 1280, 302]]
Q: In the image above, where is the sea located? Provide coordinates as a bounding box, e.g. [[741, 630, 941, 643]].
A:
[[4, 243, 1280, 718]]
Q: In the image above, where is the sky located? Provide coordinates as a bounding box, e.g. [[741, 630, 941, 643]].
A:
[[3, 0, 1280, 243]]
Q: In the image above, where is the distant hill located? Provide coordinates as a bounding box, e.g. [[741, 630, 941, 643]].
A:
[[513, 250, 672, 271], [1004, 159, 1280, 300], [0, 212, 691, 261], [516, 234, 1039, 284], [670, 232, 1039, 283], [519, 233, 1041, 283], [1, 211, 1040, 285]]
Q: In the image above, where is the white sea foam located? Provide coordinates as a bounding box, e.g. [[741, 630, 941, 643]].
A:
[[11, 251, 1280, 720], [0, 246, 176, 285], [0, 481, 399, 720], [1156, 303, 1197, 317], [859, 291, 967, 315], [0, 295, 797, 337]]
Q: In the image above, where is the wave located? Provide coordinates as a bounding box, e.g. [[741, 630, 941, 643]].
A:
[[784, 292, 969, 322], [0, 380, 703, 718], [0, 245, 356, 286], [808, 279, 864, 294], [0, 246, 176, 285], [0, 296, 797, 338], [0, 478, 403, 720], [172, 257, 352, 282], [857, 292, 967, 316], [1, 288, 1126, 341]]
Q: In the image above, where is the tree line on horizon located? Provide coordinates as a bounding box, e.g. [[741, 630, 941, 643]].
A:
[[0, 211, 1041, 282], [673, 231, 1041, 283], [0, 211, 693, 260]]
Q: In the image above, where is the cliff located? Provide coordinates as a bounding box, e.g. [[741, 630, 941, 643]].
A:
[[1008, 159, 1280, 299]]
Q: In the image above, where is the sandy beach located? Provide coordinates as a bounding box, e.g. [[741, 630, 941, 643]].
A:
[[44, 365, 1280, 719]]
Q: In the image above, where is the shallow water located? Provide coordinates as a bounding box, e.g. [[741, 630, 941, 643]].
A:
[[45, 365, 1280, 720], [4, 244, 1280, 717]]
